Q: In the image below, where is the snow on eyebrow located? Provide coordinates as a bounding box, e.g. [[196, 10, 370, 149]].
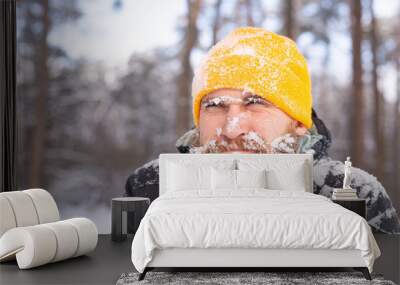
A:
[[207, 97, 223, 105], [202, 96, 244, 106]]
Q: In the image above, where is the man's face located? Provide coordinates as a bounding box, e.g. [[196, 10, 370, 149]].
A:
[[197, 88, 308, 153]]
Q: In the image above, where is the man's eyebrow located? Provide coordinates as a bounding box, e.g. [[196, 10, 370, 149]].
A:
[[243, 93, 265, 100], [201, 97, 217, 105], [203, 93, 223, 100], [202, 94, 266, 102]]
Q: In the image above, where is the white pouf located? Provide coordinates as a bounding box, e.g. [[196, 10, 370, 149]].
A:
[[0, 218, 98, 269], [0, 189, 98, 269]]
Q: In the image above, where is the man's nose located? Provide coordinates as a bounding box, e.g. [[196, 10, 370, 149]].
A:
[[221, 105, 250, 140]]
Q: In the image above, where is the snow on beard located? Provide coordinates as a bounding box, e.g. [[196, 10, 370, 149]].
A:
[[190, 115, 302, 154]]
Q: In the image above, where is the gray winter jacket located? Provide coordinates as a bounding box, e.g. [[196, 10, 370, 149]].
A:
[[125, 111, 400, 234]]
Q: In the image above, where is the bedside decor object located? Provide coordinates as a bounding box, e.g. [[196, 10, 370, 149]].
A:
[[111, 197, 150, 242], [343, 156, 353, 190], [332, 199, 366, 219], [332, 157, 358, 200], [332, 188, 358, 200], [0, 189, 98, 269]]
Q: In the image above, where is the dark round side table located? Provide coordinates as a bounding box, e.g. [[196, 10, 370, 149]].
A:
[[111, 197, 150, 242]]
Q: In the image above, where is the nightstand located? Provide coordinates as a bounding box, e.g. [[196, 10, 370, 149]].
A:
[[111, 197, 150, 242], [332, 198, 366, 219]]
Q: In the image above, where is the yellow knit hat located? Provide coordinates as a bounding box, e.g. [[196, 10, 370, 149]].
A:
[[192, 27, 313, 129]]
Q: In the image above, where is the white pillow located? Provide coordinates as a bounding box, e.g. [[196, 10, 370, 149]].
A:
[[211, 168, 268, 191], [211, 168, 236, 190], [266, 167, 307, 192], [236, 169, 267, 189], [167, 162, 212, 191], [238, 159, 308, 192]]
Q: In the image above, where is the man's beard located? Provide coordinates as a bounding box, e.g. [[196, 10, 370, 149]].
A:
[[189, 131, 302, 154]]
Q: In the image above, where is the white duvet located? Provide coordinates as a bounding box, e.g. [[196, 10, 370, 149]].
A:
[[131, 189, 380, 273]]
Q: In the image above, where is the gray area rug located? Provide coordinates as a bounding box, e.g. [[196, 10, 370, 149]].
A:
[[116, 271, 396, 285]]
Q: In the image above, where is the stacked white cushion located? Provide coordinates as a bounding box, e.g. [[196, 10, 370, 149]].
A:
[[0, 189, 59, 236], [64, 218, 98, 257], [0, 196, 17, 237], [1, 191, 40, 227], [0, 218, 98, 269], [42, 220, 79, 262], [23, 188, 60, 224], [0, 225, 57, 268], [0, 189, 98, 269]]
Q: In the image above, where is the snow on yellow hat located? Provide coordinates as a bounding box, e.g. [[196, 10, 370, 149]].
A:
[[192, 27, 313, 129]]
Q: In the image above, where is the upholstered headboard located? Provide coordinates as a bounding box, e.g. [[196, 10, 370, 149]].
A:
[[159, 153, 313, 195]]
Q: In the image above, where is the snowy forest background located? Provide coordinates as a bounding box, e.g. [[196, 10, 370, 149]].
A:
[[16, 0, 400, 233]]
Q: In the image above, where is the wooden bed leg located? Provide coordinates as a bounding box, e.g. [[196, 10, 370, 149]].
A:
[[354, 267, 371, 280], [138, 268, 148, 281]]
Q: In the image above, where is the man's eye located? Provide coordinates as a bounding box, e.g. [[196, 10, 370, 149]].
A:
[[245, 97, 266, 105], [204, 102, 224, 108], [246, 101, 259, 105]]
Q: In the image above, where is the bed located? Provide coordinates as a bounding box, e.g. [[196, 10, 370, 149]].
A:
[[131, 153, 380, 281]]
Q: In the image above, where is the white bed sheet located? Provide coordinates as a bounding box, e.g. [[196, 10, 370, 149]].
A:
[[131, 189, 380, 273]]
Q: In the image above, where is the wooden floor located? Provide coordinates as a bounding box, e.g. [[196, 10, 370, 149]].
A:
[[0, 234, 398, 284]]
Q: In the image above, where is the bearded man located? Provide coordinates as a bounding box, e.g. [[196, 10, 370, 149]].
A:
[[125, 27, 400, 234]]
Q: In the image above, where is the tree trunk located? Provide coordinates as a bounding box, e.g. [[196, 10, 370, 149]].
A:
[[350, 0, 365, 169], [234, 0, 256, 27], [29, 0, 50, 187], [245, 0, 254, 26], [211, 0, 222, 46], [176, 0, 201, 137], [369, 0, 384, 182], [283, 0, 295, 39]]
